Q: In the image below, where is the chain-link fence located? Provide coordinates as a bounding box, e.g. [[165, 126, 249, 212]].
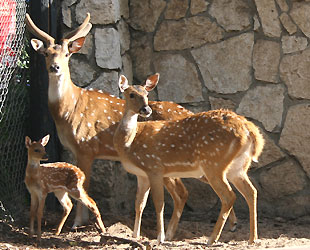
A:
[[0, 0, 29, 222]]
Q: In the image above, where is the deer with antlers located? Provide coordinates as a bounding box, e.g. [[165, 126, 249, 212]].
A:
[[114, 75, 265, 245], [24, 13, 239, 240], [24, 134, 105, 242]]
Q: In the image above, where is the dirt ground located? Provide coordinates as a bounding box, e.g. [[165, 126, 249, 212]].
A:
[[1, 210, 310, 250]]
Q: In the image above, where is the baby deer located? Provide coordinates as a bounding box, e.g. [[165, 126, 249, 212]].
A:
[[24, 135, 105, 242], [113, 75, 265, 245]]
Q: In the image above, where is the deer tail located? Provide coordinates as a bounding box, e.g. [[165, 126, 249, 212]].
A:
[[245, 121, 265, 163]]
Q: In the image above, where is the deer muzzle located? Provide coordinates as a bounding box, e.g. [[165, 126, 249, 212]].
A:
[[42, 153, 49, 161], [50, 64, 60, 73], [139, 105, 152, 117]]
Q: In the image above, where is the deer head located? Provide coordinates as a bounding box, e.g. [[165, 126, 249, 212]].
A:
[[25, 13, 92, 75], [118, 73, 159, 118], [25, 134, 50, 161]]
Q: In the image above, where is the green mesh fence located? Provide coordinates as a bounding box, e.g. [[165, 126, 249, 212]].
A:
[[0, 0, 29, 222]]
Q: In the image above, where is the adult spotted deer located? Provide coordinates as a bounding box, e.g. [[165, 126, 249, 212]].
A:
[[114, 75, 265, 245], [25, 13, 228, 239], [24, 135, 105, 242]]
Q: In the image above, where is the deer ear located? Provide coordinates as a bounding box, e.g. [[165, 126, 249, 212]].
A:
[[25, 136, 32, 148], [40, 134, 50, 147], [119, 75, 129, 93], [68, 37, 86, 54], [30, 39, 45, 54], [145, 73, 159, 92]]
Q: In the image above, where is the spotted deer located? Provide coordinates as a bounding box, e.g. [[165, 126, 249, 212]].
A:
[[114, 75, 265, 245], [24, 135, 105, 242], [25, 13, 221, 239]]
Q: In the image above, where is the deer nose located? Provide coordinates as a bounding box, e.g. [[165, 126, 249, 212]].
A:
[[139, 105, 152, 117], [50, 64, 60, 73], [42, 153, 49, 161]]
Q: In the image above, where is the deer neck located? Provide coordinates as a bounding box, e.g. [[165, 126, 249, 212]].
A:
[[26, 156, 41, 175], [48, 69, 75, 105], [114, 109, 139, 149], [48, 70, 79, 118]]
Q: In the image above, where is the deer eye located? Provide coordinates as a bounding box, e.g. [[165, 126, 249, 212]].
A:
[[65, 53, 70, 57], [34, 149, 40, 153], [129, 93, 135, 98]]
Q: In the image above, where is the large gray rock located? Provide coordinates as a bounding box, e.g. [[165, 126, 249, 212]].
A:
[[280, 48, 310, 99], [62, 2, 72, 28], [209, 97, 236, 111], [192, 33, 254, 94], [129, 0, 166, 32], [290, 2, 310, 38], [119, 0, 129, 19], [69, 57, 96, 87], [62, 0, 77, 7], [95, 28, 122, 70], [253, 15, 260, 31], [260, 160, 307, 199], [153, 53, 203, 103], [181, 179, 219, 214], [253, 40, 280, 83], [279, 104, 310, 178], [237, 85, 284, 132], [274, 195, 310, 219], [90, 71, 119, 97], [281, 35, 308, 54], [254, 0, 281, 37], [121, 53, 133, 85], [130, 33, 152, 82], [165, 0, 188, 20], [190, 0, 209, 15], [90, 160, 137, 213], [117, 19, 130, 55], [275, 0, 289, 12], [279, 13, 297, 35], [76, 0, 120, 25], [209, 0, 251, 31], [154, 16, 224, 51]]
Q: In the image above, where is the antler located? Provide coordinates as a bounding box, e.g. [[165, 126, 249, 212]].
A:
[[25, 13, 55, 46], [63, 13, 92, 42]]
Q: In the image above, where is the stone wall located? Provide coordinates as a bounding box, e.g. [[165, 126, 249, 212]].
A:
[[61, 0, 310, 219]]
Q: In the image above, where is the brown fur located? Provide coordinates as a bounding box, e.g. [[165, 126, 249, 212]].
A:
[[26, 13, 196, 232], [24, 135, 105, 242], [114, 75, 265, 245]]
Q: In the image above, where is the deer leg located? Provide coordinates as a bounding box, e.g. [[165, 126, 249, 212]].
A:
[[29, 193, 39, 238], [133, 176, 150, 238], [229, 174, 258, 244], [54, 191, 73, 235], [149, 174, 165, 244], [36, 194, 47, 242], [228, 208, 238, 232], [73, 156, 93, 229], [71, 188, 105, 234], [164, 177, 188, 241], [198, 176, 237, 232], [204, 172, 236, 245]]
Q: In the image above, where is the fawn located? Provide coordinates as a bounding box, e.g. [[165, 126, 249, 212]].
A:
[[24, 134, 105, 242], [113, 75, 265, 245]]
